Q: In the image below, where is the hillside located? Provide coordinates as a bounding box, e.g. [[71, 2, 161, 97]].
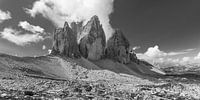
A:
[[0, 53, 200, 99], [0, 52, 162, 81]]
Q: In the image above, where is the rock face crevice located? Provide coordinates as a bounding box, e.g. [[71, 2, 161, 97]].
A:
[[105, 29, 130, 64], [51, 22, 81, 58], [51, 15, 137, 64], [78, 16, 106, 60]]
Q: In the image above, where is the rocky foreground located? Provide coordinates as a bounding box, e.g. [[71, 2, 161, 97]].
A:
[[0, 55, 200, 100], [0, 68, 200, 100]]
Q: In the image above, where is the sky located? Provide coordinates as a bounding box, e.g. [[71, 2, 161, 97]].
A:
[[0, 0, 199, 64]]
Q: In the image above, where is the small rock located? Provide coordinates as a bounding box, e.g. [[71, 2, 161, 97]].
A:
[[54, 98, 61, 100], [1, 93, 7, 97], [24, 91, 35, 96]]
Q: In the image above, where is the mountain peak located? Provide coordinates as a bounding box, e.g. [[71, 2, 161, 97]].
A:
[[113, 29, 130, 47], [90, 15, 99, 22], [84, 15, 101, 29], [64, 21, 70, 28], [105, 29, 130, 64], [51, 22, 81, 58], [51, 15, 136, 64], [78, 15, 106, 60]]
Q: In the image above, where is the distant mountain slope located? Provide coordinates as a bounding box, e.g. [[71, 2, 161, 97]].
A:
[[0, 53, 164, 81], [93, 59, 165, 77]]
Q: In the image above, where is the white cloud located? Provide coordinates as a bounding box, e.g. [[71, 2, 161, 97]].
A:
[[25, 0, 115, 40], [0, 10, 12, 23], [42, 45, 46, 50], [137, 45, 196, 65], [132, 46, 140, 51], [171, 59, 180, 63], [194, 52, 200, 60], [48, 49, 52, 54], [0, 28, 44, 46], [184, 48, 195, 52], [18, 21, 44, 33], [167, 51, 188, 56], [144, 45, 167, 58], [181, 57, 190, 63], [139, 45, 193, 59]]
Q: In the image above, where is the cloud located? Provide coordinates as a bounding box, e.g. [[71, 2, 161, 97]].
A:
[[18, 21, 44, 33], [184, 48, 195, 52], [140, 45, 192, 58], [0, 21, 49, 46], [48, 49, 52, 54], [42, 45, 46, 50], [132, 46, 140, 51], [144, 45, 167, 58], [167, 51, 189, 56], [137, 45, 195, 64], [181, 57, 190, 63], [194, 52, 200, 60], [25, 0, 115, 40], [0, 10, 12, 23], [0, 28, 44, 46]]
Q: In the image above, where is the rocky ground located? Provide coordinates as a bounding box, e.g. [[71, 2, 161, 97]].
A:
[[0, 54, 200, 100], [0, 69, 200, 100]]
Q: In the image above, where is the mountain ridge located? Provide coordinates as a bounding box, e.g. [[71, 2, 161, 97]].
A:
[[50, 15, 165, 76]]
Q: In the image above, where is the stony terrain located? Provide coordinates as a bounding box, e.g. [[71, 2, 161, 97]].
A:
[[0, 54, 200, 100]]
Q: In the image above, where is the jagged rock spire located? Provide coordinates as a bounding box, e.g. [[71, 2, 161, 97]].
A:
[[105, 29, 130, 64], [70, 22, 83, 42], [79, 15, 106, 60], [51, 21, 81, 58], [51, 15, 138, 64]]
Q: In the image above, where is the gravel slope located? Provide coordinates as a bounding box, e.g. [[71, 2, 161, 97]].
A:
[[0, 54, 199, 99]]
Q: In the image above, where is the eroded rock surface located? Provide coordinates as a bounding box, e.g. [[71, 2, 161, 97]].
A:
[[51, 22, 80, 58], [71, 22, 83, 41], [105, 29, 130, 64], [130, 49, 140, 64], [79, 16, 106, 60]]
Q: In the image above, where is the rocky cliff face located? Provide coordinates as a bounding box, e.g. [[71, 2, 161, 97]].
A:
[[51, 15, 138, 64], [130, 49, 139, 64], [105, 29, 130, 64], [78, 16, 106, 60], [51, 22, 81, 58], [70, 22, 83, 41]]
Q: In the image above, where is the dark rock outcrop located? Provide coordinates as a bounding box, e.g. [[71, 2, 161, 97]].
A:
[[129, 49, 139, 64], [105, 29, 130, 64], [78, 16, 106, 60], [51, 22, 81, 58], [71, 22, 83, 41]]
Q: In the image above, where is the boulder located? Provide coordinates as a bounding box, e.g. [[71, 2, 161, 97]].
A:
[[79, 15, 106, 60], [105, 29, 130, 64], [51, 22, 81, 58]]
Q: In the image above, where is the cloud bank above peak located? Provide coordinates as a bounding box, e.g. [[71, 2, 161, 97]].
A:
[[26, 0, 115, 40]]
